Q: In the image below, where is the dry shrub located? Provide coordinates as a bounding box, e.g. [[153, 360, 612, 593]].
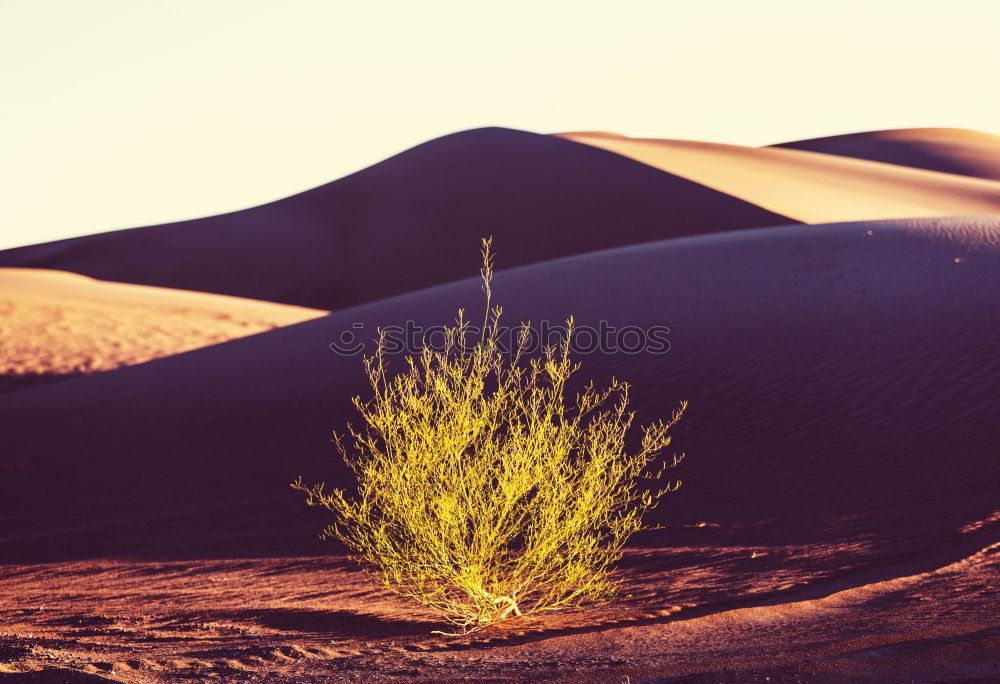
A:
[[294, 239, 686, 633]]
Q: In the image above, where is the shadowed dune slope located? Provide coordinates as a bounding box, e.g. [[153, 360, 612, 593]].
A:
[[0, 128, 793, 310], [0, 268, 326, 386], [1, 216, 998, 579], [557, 131, 1000, 223], [770, 127, 1000, 181]]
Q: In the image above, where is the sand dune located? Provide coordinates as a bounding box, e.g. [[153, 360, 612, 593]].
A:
[[771, 127, 1000, 181], [0, 268, 326, 388], [1, 214, 996, 566], [0, 128, 793, 310], [1, 215, 997, 679], [558, 130, 1000, 223]]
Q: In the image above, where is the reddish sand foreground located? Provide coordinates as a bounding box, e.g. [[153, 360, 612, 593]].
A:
[[2, 542, 997, 682], [1, 129, 999, 681]]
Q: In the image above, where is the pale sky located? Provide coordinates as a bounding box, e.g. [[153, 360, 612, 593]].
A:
[[2, 0, 998, 249]]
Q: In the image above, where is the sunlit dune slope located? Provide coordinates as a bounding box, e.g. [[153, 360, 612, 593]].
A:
[[0, 128, 793, 310], [0, 268, 326, 384], [1, 216, 997, 573], [771, 127, 1000, 181], [557, 131, 1000, 223]]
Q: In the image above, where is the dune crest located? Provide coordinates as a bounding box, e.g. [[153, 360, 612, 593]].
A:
[[0, 128, 793, 309], [771, 127, 1000, 181], [557, 131, 1000, 223]]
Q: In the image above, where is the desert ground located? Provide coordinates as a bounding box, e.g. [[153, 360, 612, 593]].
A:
[[1, 128, 998, 682]]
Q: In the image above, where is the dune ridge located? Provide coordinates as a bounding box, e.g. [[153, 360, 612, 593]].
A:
[[557, 131, 1000, 223], [0, 128, 794, 310], [771, 127, 1000, 181]]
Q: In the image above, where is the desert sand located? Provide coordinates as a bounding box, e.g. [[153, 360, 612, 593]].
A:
[[0, 268, 326, 389], [1, 128, 998, 682]]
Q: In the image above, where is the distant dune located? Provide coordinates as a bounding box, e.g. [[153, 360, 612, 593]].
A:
[[557, 131, 1000, 223], [0, 268, 326, 388], [0, 128, 792, 310], [771, 127, 1000, 180]]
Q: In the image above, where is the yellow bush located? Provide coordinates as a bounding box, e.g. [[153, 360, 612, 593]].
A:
[[293, 239, 686, 634]]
